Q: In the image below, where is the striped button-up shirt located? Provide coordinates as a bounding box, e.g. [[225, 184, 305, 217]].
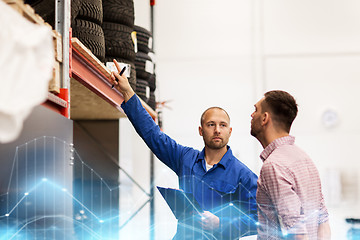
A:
[[256, 136, 329, 239]]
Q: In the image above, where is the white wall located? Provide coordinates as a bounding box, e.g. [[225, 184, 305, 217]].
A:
[[122, 0, 360, 239]]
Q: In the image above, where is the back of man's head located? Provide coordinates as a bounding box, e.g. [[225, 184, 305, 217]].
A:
[[262, 90, 298, 133]]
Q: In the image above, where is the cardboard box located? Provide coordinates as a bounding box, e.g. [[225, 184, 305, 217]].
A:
[[49, 61, 60, 94], [53, 30, 63, 62]]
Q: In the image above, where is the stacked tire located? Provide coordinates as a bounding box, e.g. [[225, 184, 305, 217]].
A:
[[25, 0, 105, 62], [134, 25, 157, 111], [26, 0, 157, 110], [102, 0, 136, 90], [72, 0, 106, 62], [25, 0, 81, 28]]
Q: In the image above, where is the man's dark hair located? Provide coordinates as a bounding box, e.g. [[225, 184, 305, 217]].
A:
[[200, 107, 230, 126], [262, 90, 298, 133]]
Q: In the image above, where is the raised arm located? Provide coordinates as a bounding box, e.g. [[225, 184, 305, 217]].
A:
[[111, 59, 193, 174]]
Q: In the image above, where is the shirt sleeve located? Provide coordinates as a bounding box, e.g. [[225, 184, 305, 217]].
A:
[[260, 162, 307, 235], [121, 94, 190, 174]]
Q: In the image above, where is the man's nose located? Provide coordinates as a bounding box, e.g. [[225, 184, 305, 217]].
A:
[[214, 125, 221, 133]]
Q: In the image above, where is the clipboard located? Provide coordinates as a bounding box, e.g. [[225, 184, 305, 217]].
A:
[[157, 186, 203, 220]]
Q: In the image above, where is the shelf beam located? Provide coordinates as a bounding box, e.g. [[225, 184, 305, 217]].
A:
[[70, 38, 157, 120], [71, 47, 124, 111]]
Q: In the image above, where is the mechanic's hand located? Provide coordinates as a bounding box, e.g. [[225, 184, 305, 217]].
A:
[[110, 59, 135, 102], [200, 211, 220, 230]]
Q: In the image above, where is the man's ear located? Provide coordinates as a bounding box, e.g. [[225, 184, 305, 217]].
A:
[[262, 112, 270, 126], [199, 126, 203, 136]]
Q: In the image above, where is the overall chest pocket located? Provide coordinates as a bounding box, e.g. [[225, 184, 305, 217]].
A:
[[209, 181, 237, 195], [202, 181, 239, 209]]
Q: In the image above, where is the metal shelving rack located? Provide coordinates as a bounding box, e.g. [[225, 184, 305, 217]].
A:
[[1, 0, 158, 239], [50, 0, 156, 120], [54, 1, 158, 240]]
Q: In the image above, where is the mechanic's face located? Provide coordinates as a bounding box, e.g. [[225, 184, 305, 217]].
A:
[[199, 108, 232, 150]]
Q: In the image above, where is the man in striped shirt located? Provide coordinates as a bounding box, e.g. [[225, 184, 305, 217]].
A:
[[250, 90, 331, 239]]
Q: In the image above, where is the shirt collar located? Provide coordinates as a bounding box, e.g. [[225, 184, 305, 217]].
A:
[[260, 135, 295, 162], [197, 146, 233, 169]]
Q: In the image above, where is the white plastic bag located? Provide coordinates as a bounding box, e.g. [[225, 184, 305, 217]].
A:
[[0, 1, 54, 143]]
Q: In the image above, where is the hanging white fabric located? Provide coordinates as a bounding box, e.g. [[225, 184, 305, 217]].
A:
[[0, 1, 54, 143]]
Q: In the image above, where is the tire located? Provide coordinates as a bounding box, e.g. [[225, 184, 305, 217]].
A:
[[135, 79, 149, 103], [25, 0, 82, 28], [77, 0, 103, 25], [25, 0, 55, 27], [71, 0, 82, 26], [148, 74, 156, 91], [148, 91, 156, 110], [103, 22, 135, 61], [103, 0, 134, 28], [104, 57, 136, 91], [134, 25, 152, 54], [72, 19, 105, 62], [135, 52, 153, 80]]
